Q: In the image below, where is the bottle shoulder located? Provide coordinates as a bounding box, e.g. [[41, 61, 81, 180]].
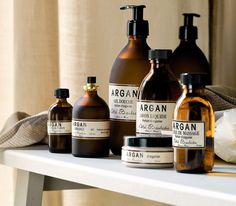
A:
[[49, 101, 73, 111], [138, 69, 182, 101], [109, 39, 151, 84], [176, 94, 213, 110]]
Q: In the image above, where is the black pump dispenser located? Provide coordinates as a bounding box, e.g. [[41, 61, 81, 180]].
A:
[[179, 13, 200, 40], [120, 5, 149, 37]]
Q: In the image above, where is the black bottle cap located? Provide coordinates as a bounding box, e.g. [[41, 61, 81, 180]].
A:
[[54, 88, 69, 98], [87, 76, 96, 84], [148, 49, 172, 60], [120, 5, 149, 37], [180, 73, 207, 86], [124, 136, 172, 147], [179, 13, 200, 40]]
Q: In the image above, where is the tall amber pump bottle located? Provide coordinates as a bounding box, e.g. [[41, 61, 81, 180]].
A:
[[72, 77, 110, 157], [170, 13, 211, 84], [173, 73, 214, 173], [109, 5, 150, 155], [137, 50, 182, 136], [48, 88, 73, 153]]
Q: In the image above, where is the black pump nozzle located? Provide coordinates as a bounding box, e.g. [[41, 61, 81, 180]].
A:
[[179, 13, 200, 40], [120, 5, 149, 37]]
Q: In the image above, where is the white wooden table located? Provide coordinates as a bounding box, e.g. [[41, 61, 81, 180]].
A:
[[0, 145, 236, 206]]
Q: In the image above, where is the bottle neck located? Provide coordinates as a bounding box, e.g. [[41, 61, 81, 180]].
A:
[[57, 98, 68, 103], [128, 35, 148, 45], [182, 85, 205, 95], [179, 39, 197, 45], [150, 59, 168, 71], [83, 83, 98, 96]]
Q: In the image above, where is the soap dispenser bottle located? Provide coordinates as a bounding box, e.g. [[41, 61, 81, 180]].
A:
[[136, 49, 182, 136], [170, 13, 211, 84], [109, 5, 150, 155]]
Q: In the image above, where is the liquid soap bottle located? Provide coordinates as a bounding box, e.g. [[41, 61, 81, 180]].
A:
[[172, 73, 214, 173], [48, 88, 73, 153], [170, 13, 211, 84], [136, 49, 182, 136], [109, 5, 150, 155], [72, 77, 110, 157]]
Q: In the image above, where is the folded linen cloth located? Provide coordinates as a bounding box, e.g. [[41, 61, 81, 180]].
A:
[[0, 111, 47, 148], [0, 85, 235, 149]]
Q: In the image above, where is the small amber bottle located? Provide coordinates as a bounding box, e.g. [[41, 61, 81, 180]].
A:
[[137, 49, 182, 136], [173, 73, 214, 173], [72, 77, 110, 157], [48, 88, 73, 153]]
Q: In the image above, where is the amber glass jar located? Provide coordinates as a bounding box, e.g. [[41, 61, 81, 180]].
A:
[[48, 88, 73, 153], [173, 73, 214, 173], [109, 5, 150, 155], [137, 49, 182, 136], [72, 77, 110, 157]]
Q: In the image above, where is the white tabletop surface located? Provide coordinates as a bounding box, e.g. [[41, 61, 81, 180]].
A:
[[0, 145, 236, 206]]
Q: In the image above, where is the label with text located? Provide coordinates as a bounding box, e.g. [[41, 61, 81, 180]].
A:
[[109, 84, 139, 121], [72, 119, 110, 138], [122, 150, 173, 164], [47, 121, 71, 134], [172, 121, 205, 148], [136, 102, 176, 135]]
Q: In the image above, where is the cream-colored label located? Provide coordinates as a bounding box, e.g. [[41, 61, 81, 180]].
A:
[[172, 121, 205, 148], [47, 121, 71, 134], [72, 119, 110, 138], [109, 84, 139, 121], [122, 149, 173, 163], [136, 102, 176, 135]]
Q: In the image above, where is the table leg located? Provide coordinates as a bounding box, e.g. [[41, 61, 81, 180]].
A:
[[14, 169, 44, 206]]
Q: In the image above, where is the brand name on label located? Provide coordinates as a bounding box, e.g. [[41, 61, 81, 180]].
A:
[[73, 121, 87, 127], [172, 122, 197, 131], [140, 104, 167, 112], [110, 88, 138, 98]]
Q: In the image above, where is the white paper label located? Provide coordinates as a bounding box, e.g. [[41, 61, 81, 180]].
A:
[[109, 84, 139, 121], [122, 149, 173, 163], [72, 119, 110, 138], [47, 121, 71, 134], [136, 102, 176, 135], [172, 121, 205, 148]]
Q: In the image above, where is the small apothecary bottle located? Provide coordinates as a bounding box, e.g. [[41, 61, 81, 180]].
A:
[[48, 88, 73, 153], [72, 76, 110, 157], [136, 49, 182, 136], [172, 73, 214, 173]]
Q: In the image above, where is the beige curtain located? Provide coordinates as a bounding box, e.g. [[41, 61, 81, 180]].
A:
[[0, 0, 214, 205], [210, 0, 236, 89]]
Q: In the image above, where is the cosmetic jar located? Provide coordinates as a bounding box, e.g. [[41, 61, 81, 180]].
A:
[[121, 136, 173, 168]]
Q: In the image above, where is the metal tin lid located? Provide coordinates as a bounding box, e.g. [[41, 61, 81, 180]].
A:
[[124, 136, 172, 147]]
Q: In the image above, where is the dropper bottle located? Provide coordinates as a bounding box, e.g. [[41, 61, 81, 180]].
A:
[[109, 5, 150, 155], [170, 13, 211, 84]]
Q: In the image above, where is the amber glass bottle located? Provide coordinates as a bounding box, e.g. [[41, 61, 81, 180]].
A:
[[48, 88, 73, 153], [170, 13, 211, 84], [137, 49, 182, 136], [109, 5, 150, 155], [72, 77, 110, 157], [173, 73, 214, 173]]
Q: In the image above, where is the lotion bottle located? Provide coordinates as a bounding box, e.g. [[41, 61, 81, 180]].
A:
[[109, 5, 150, 155], [170, 13, 211, 84], [172, 73, 214, 173], [137, 49, 182, 136]]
